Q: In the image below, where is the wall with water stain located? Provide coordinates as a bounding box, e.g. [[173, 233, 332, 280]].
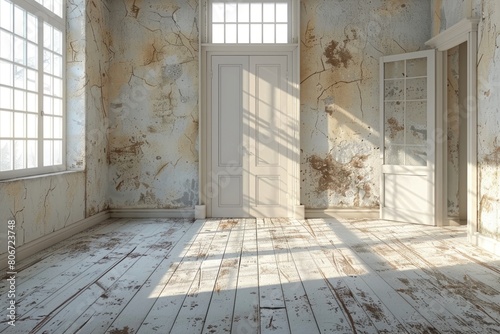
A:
[[0, 0, 110, 254], [300, 0, 431, 208], [106, 0, 199, 210]]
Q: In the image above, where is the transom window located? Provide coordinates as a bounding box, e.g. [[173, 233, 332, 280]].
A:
[[0, 0, 65, 179], [210, 1, 291, 44]]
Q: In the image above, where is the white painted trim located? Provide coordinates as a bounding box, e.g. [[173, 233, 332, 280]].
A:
[[305, 208, 379, 220], [195, 205, 206, 219], [0, 211, 110, 272], [426, 18, 480, 51], [109, 209, 194, 219], [435, 50, 447, 227], [471, 233, 500, 256], [294, 205, 305, 219]]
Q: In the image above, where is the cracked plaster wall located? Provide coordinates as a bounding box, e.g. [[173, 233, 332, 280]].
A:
[[476, 0, 500, 241], [107, 0, 199, 209], [300, 0, 431, 208]]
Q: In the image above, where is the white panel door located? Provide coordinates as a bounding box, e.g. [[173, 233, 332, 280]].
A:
[[210, 54, 290, 217], [380, 50, 436, 225]]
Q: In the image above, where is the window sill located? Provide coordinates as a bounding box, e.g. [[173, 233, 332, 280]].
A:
[[0, 169, 84, 184]]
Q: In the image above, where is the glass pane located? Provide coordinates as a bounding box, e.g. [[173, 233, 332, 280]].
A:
[[53, 0, 63, 17], [263, 3, 275, 22], [250, 3, 262, 23], [212, 24, 224, 43], [27, 42, 37, 69], [384, 79, 404, 101], [27, 13, 37, 43], [406, 146, 427, 166], [14, 90, 25, 111], [263, 24, 274, 43], [53, 28, 62, 54], [406, 78, 427, 100], [53, 54, 61, 77], [0, 60, 13, 85], [26, 113, 37, 138], [238, 3, 249, 22], [44, 74, 52, 94], [225, 3, 236, 22], [44, 96, 53, 114], [44, 22, 52, 50], [44, 50, 52, 74], [238, 24, 249, 43], [250, 24, 262, 43], [43, 139, 52, 165], [54, 139, 62, 164], [14, 6, 25, 37], [0, 31, 13, 60], [14, 36, 25, 64], [27, 92, 38, 112], [54, 77, 62, 97], [384, 60, 405, 79], [0, 86, 12, 109], [406, 101, 427, 145], [27, 140, 37, 168], [0, 111, 12, 137], [276, 24, 287, 43], [53, 97, 62, 115], [385, 102, 404, 145], [385, 145, 404, 165], [43, 0, 53, 13], [53, 116, 62, 138], [43, 115, 53, 138], [27, 69, 37, 91], [276, 3, 288, 22], [14, 139, 25, 169], [0, 0, 13, 31], [225, 24, 236, 43], [14, 65, 25, 89], [406, 58, 427, 77], [14, 112, 25, 137], [212, 3, 225, 23], [0, 140, 13, 171]]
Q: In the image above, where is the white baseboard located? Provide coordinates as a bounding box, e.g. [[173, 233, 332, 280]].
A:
[[0, 211, 110, 272], [305, 208, 379, 220], [109, 208, 194, 219], [470, 232, 500, 256]]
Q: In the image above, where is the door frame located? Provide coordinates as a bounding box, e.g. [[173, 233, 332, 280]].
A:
[[426, 18, 479, 234], [198, 45, 302, 218]]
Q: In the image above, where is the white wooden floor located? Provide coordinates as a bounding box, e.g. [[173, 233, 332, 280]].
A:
[[1, 218, 500, 334]]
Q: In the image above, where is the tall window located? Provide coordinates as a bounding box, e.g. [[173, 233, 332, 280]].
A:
[[0, 0, 65, 179], [210, 1, 290, 44]]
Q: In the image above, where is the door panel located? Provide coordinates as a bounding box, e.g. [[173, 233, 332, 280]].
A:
[[211, 56, 248, 217], [210, 54, 290, 217], [249, 56, 289, 217], [380, 50, 436, 225]]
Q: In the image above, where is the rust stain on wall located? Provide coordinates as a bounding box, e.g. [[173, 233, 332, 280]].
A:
[[324, 40, 353, 68]]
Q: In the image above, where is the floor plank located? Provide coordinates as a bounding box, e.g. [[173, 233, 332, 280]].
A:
[[2, 218, 500, 334]]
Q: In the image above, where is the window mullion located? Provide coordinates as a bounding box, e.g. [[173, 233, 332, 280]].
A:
[[37, 15, 43, 168]]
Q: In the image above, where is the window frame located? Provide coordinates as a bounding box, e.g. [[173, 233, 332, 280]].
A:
[[206, 0, 293, 44], [0, 0, 66, 180]]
